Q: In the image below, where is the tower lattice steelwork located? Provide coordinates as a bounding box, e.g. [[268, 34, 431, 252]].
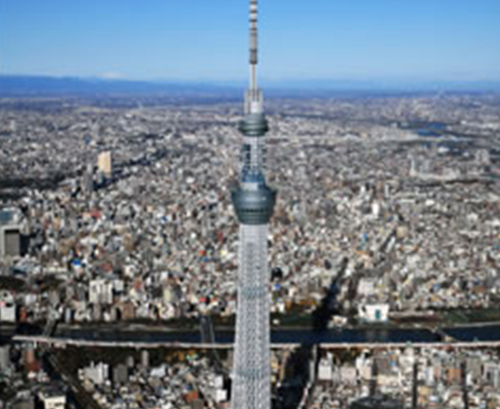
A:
[[230, 1, 276, 409]]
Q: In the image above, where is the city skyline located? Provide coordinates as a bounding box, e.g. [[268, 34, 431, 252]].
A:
[[2, 0, 500, 82]]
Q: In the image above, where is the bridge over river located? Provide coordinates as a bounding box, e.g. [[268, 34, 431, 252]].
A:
[[11, 323, 500, 349], [13, 334, 500, 350]]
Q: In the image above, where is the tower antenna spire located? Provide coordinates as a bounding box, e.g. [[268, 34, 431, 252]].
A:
[[246, 0, 263, 114], [249, 0, 258, 91]]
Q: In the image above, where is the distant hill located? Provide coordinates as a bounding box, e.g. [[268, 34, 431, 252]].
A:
[[0, 75, 499, 98], [0, 75, 241, 97]]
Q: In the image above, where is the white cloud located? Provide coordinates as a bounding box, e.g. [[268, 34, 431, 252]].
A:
[[98, 72, 126, 80]]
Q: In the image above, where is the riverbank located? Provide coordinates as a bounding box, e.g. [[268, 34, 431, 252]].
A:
[[5, 308, 500, 344], [15, 307, 500, 332]]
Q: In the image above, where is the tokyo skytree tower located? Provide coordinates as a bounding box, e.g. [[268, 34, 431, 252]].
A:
[[230, 0, 277, 408]]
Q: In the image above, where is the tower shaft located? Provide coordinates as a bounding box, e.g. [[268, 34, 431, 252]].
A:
[[231, 224, 271, 409]]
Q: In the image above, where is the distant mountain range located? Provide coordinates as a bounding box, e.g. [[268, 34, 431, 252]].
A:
[[0, 75, 241, 97], [1, 75, 499, 97]]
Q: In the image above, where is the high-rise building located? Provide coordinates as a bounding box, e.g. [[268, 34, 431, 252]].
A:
[[0, 290, 16, 322], [82, 162, 94, 193], [89, 279, 114, 305], [98, 150, 113, 178], [0, 226, 21, 258], [0, 209, 22, 259], [230, 1, 277, 409], [37, 388, 67, 409], [0, 345, 10, 371]]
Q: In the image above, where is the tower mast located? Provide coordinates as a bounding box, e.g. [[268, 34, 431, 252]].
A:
[[250, 0, 258, 91], [246, 0, 263, 115]]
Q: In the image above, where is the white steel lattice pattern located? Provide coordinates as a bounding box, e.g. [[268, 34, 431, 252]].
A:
[[231, 224, 271, 409], [243, 136, 266, 174]]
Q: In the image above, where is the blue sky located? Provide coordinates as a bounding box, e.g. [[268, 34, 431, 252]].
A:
[[1, 0, 500, 82]]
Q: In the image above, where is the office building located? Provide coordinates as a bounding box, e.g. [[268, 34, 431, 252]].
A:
[[98, 150, 113, 177], [0, 290, 16, 322], [0, 209, 22, 258]]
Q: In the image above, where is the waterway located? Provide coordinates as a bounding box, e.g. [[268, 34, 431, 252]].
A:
[[48, 324, 500, 345], [399, 121, 446, 137], [4, 321, 500, 347]]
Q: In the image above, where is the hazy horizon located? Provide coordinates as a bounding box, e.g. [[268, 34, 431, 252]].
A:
[[2, 74, 500, 96]]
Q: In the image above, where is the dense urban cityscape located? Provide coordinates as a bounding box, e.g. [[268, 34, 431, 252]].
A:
[[0, 91, 499, 408]]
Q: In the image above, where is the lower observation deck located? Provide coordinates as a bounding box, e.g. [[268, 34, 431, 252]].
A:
[[232, 185, 276, 225]]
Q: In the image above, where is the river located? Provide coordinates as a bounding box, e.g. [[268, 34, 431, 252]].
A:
[[48, 324, 500, 345]]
